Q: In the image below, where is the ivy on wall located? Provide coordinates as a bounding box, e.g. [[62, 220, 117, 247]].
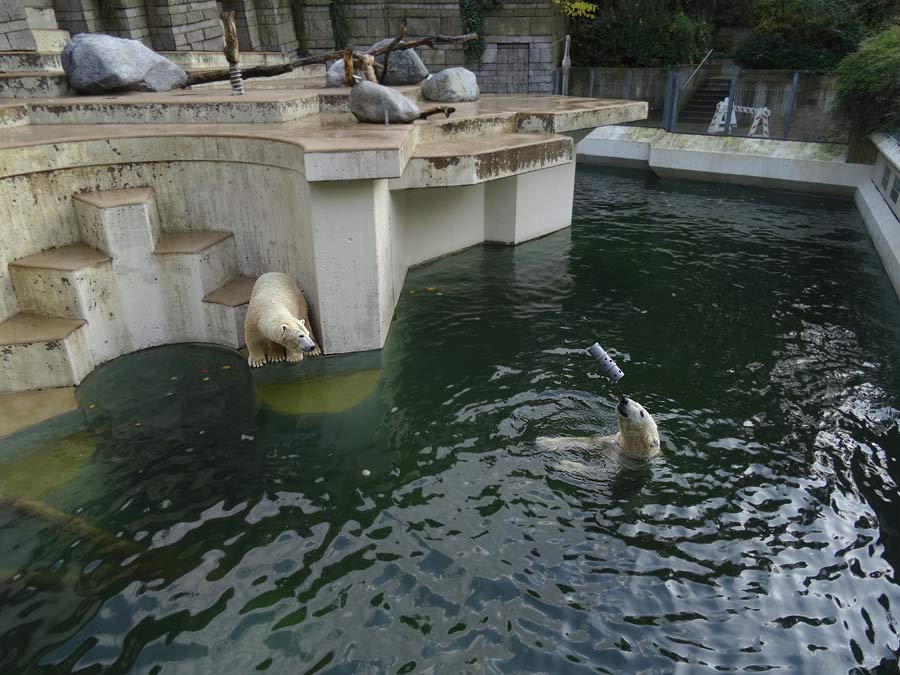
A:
[[290, 0, 308, 54], [459, 0, 503, 64], [329, 0, 352, 49]]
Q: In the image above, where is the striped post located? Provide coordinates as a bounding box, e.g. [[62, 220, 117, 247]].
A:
[[229, 61, 244, 96]]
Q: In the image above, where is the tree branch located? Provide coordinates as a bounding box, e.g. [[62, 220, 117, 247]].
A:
[[182, 32, 478, 88]]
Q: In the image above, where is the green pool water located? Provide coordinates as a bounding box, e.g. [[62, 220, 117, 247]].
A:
[[2, 167, 900, 674]]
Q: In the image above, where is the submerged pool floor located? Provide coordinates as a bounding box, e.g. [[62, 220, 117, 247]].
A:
[[2, 167, 900, 673]]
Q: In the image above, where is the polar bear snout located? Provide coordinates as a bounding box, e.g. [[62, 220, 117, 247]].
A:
[[298, 335, 317, 352], [616, 396, 630, 418]]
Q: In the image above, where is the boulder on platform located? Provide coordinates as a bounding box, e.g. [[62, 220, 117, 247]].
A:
[[61, 33, 187, 94], [349, 81, 422, 124], [422, 67, 480, 102], [326, 59, 362, 87], [370, 38, 429, 85]]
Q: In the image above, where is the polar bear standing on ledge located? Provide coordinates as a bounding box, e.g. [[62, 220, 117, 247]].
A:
[[244, 273, 321, 368], [538, 396, 661, 461]]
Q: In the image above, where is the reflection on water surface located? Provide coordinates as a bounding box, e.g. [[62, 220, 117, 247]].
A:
[[1, 167, 900, 674]]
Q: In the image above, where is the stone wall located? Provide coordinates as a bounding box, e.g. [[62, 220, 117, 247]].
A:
[[297, 0, 566, 94], [145, 0, 223, 51], [1, 0, 565, 92], [0, 0, 37, 51]]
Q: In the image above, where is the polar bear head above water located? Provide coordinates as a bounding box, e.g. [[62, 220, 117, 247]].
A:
[[614, 395, 661, 460], [536, 395, 661, 462]]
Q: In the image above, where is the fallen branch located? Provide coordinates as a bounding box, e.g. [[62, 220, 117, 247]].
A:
[[182, 32, 478, 88], [379, 24, 407, 84], [419, 106, 456, 120]]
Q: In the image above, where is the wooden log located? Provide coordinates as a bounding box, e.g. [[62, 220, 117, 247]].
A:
[[182, 32, 478, 88], [222, 11, 239, 65], [419, 106, 456, 120], [342, 48, 354, 86], [379, 24, 407, 84]]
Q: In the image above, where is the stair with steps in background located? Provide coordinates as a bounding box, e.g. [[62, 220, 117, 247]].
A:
[[1, 186, 255, 393], [678, 76, 731, 127], [0, 0, 70, 98]]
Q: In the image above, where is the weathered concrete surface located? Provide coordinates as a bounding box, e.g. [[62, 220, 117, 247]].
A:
[[350, 80, 421, 124], [62, 33, 187, 94], [0, 85, 648, 389], [422, 67, 479, 103], [578, 125, 865, 194]]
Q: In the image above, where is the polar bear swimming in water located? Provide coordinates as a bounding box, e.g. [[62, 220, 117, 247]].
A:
[[537, 395, 661, 461]]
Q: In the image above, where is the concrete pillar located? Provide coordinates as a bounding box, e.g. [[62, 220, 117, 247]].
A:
[[254, 0, 298, 53], [484, 162, 576, 244], [307, 179, 399, 355], [146, 0, 223, 52]]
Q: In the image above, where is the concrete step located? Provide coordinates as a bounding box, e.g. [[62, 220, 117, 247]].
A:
[[155, 230, 238, 296], [73, 187, 160, 256], [0, 313, 92, 392], [22, 0, 53, 8], [25, 7, 58, 30], [9, 243, 111, 319], [32, 29, 69, 52], [0, 51, 63, 73], [156, 231, 240, 343], [203, 275, 256, 348], [0, 71, 68, 98]]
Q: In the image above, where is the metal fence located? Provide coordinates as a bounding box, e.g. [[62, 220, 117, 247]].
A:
[[552, 66, 849, 145]]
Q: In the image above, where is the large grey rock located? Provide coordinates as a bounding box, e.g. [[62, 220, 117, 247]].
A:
[[326, 59, 362, 87], [61, 33, 187, 94], [422, 67, 480, 102], [350, 81, 421, 124], [370, 38, 429, 85]]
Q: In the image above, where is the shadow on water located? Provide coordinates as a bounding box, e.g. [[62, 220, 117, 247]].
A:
[[1, 167, 900, 673]]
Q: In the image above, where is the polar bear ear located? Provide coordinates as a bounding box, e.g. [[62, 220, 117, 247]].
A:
[[280, 324, 288, 336], [298, 319, 306, 327]]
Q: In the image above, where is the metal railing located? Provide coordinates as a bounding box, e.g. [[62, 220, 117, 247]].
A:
[[551, 65, 848, 144], [681, 49, 713, 91]]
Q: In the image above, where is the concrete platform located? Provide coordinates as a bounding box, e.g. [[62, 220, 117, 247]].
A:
[[0, 79, 647, 393]]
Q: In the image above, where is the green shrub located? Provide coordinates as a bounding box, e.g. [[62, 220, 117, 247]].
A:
[[734, 0, 870, 70], [836, 25, 900, 131], [572, 1, 711, 67], [734, 31, 843, 70]]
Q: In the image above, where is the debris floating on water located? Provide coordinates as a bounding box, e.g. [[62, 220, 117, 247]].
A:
[[362, 469, 371, 477], [586, 342, 625, 382]]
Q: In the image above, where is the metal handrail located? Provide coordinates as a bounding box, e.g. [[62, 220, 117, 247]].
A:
[[681, 49, 714, 90]]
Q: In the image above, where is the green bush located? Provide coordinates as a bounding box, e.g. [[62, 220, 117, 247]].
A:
[[734, 31, 844, 69], [836, 25, 900, 131], [572, 1, 711, 67], [734, 0, 869, 70]]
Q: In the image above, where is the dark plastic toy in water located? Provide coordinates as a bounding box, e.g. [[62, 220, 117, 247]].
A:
[[587, 342, 624, 382]]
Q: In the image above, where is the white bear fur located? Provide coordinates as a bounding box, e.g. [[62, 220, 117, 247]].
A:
[[244, 272, 320, 368], [538, 396, 660, 461]]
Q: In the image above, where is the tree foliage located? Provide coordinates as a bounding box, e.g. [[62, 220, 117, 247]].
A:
[[734, 0, 895, 70], [551, 0, 599, 18], [836, 24, 900, 131], [571, 0, 711, 67]]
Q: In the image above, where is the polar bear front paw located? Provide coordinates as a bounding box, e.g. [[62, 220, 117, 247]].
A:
[[309, 346, 322, 357], [286, 350, 305, 364], [248, 356, 266, 368]]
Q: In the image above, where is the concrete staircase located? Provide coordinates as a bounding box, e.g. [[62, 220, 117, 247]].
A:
[[0, 0, 70, 98], [679, 76, 731, 127], [0, 187, 254, 393]]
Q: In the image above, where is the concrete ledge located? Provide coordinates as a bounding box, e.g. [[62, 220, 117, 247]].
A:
[[856, 181, 900, 300], [578, 126, 866, 195]]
